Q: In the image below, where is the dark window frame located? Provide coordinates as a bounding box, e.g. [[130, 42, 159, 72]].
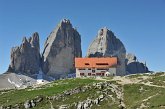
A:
[[79, 68, 85, 70], [96, 63, 109, 65], [92, 69, 95, 73], [85, 63, 90, 65]]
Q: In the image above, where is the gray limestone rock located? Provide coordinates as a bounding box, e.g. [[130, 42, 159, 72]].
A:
[[83, 102, 89, 109], [0, 72, 37, 90], [31, 100, 36, 107], [87, 27, 126, 75], [35, 96, 43, 103], [126, 53, 149, 74], [99, 94, 104, 101], [42, 19, 82, 79], [59, 105, 68, 109], [24, 100, 31, 109], [93, 98, 99, 105], [8, 32, 40, 75], [77, 102, 83, 109]]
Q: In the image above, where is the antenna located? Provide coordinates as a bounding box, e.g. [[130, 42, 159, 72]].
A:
[[144, 61, 147, 72], [75, 27, 78, 30]]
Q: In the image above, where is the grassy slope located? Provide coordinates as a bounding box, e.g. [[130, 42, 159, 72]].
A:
[[0, 78, 100, 106], [124, 72, 165, 109], [124, 84, 165, 109], [1, 72, 165, 109]]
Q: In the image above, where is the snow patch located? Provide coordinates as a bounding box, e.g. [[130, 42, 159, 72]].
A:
[[8, 78, 21, 88], [37, 71, 44, 84]]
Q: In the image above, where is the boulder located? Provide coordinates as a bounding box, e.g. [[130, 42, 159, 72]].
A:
[[95, 83, 104, 89], [31, 100, 36, 107], [42, 19, 82, 79], [99, 94, 104, 101], [126, 53, 149, 74], [93, 98, 99, 105], [6, 106, 11, 109], [14, 104, 20, 109], [35, 96, 43, 103], [24, 100, 31, 109], [59, 105, 68, 109], [83, 102, 89, 109], [8, 32, 40, 75], [87, 27, 126, 76], [77, 102, 83, 109], [83, 99, 92, 108]]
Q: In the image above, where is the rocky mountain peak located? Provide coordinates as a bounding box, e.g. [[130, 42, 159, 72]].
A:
[[56, 19, 73, 30], [87, 27, 126, 57], [87, 27, 126, 75], [8, 32, 41, 75], [126, 53, 137, 62], [30, 32, 39, 45], [61, 19, 71, 25], [126, 53, 149, 74], [30, 32, 40, 52], [42, 19, 82, 79], [22, 37, 28, 44], [97, 27, 109, 37]]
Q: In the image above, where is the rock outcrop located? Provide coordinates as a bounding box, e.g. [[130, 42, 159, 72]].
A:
[[87, 27, 126, 76], [8, 32, 40, 75], [126, 53, 149, 74], [42, 19, 82, 79]]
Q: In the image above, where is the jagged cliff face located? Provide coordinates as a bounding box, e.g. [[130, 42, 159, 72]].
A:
[[42, 19, 82, 78], [8, 32, 40, 75], [87, 28, 126, 76], [126, 53, 149, 74]]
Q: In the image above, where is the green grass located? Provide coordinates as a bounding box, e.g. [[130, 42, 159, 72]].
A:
[[151, 72, 165, 77], [126, 73, 150, 79], [91, 98, 119, 109], [50, 81, 118, 109], [144, 88, 165, 108], [146, 75, 165, 86], [124, 84, 165, 109], [0, 78, 100, 106], [32, 99, 50, 109], [30, 81, 118, 109], [50, 87, 101, 108], [1, 73, 165, 109]]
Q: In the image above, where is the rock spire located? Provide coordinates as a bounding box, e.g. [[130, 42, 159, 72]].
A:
[[8, 32, 41, 75], [41, 19, 82, 78]]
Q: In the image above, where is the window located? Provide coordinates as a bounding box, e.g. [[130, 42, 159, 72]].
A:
[[80, 73, 84, 76], [101, 71, 105, 73], [88, 68, 91, 70], [92, 70, 95, 73], [97, 68, 108, 70], [96, 63, 108, 65], [96, 73, 101, 76], [88, 73, 91, 76], [92, 74, 96, 76], [85, 63, 90, 65], [79, 68, 85, 70]]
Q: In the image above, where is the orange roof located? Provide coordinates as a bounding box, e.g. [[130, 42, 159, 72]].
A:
[[75, 57, 117, 68]]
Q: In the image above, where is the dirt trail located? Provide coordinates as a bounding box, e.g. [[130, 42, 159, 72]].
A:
[[141, 81, 165, 88], [112, 76, 141, 85], [138, 93, 159, 109], [111, 75, 165, 87]]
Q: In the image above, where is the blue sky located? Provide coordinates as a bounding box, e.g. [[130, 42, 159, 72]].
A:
[[0, 0, 165, 74]]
